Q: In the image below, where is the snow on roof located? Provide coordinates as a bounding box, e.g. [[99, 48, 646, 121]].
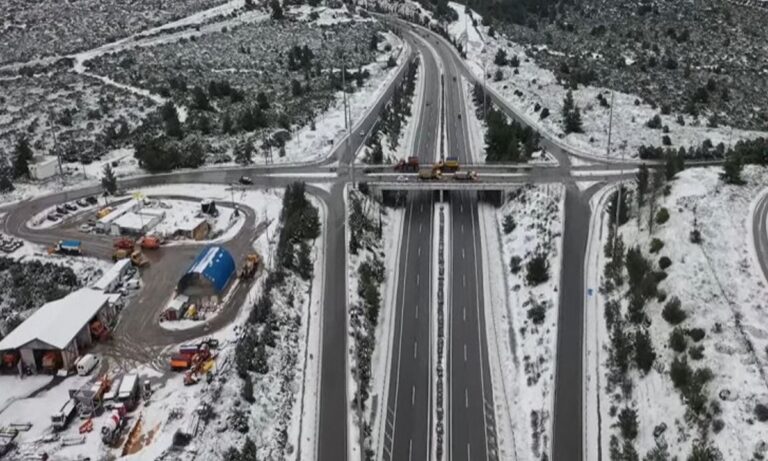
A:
[[92, 259, 131, 291], [181, 246, 235, 294], [98, 199, 139, 224], [113, 212, 149, 231], [176, 216, 207, 232], [0, 288, 111, 351]]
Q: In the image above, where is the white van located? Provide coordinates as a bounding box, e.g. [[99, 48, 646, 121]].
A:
[[75, 354, 100, 376]]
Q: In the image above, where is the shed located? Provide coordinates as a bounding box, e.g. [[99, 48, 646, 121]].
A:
[[0, 288, 115, 373], [177, 246, 235, 298], [96, 199, 140, 232], [176, 217, 210, 241], [111, 209, 165, 236], [29, 156, 59, 180]]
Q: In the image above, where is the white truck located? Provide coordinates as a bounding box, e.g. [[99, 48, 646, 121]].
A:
[[51, 398, 78, 431]]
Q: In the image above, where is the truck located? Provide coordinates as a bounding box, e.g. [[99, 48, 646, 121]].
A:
[[117, 373, 140, 411], [137, 235, 161, 250], [101, 404, 127, 446], [394, 156, 420, 172], [51, 398, 78, 431], [113, 237, 135, 250], [54, 240, 82, 256], [418, 168, 442, 181], [453, 171, 478, 181], [239, 253, 261, 279], [438, 156, 460, 172], [130, 250, 149, 267]]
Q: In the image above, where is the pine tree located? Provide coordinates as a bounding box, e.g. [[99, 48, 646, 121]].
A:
[[647, 169, 664, 233], [636, 163, 649, 208], [241, 438, 257, 460], [618, 407, 638, 440], [270, 0, 284, 19], [242, 373, 255, 403], [161, 102, 183, 139], [101, 163, 118, 195], [562, 90, 575, 118], [494, 48, 507, 66], [297, 240, 313, 280], [254, 342, 269, 374], [192, 86, 212, 111], [235, 139, 254, 165], [222, 112, 233, 134], [565, 106, 583, 134], [633, 329, 655, 373], [256, 92, 270, 110], [12, 137, 34, 179], [720, 153, 744, 185], [0, 175, 13, 193]]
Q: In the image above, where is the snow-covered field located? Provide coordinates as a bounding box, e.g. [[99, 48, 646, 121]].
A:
[[389, 0, 768, 161], [585, 166, 768, 459], [140, 197, 241, 241], [478, 184, 564, 460]]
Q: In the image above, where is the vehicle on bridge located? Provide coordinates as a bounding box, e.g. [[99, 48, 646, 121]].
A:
[[418, 167, 442, 181], [437, 156, 460, 172], [394, 156, 420, 172], [453, 171, 478, 181], [51, 240, 82, 256]]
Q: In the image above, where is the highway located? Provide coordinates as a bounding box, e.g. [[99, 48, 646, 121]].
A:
[[381, 30, 440, 461]]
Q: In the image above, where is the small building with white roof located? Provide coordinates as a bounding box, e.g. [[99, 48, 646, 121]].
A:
[[92, 259, 132, 293], [0, 288, 116, 374], [95, 199, 140, 233]]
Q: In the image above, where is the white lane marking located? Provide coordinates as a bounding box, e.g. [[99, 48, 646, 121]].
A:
[[465, 388, 469, 408], [462, 248, 465, 259], [461, 224, 464, 233], [416, 274, 420, 286], [462, 274, 466, 287], [418, 247, 421, 256], [420, 203, 424, 213], [408, 439, 413, 461], [415, 303, 419, 319], [464, 344, 467, 362], [414, 341, 418, 358], [411, 386, 416, 406], [467, 443, 471, 461], [460, 205, 463, 213], [419, 223, 423, 233], [463, 307, 466, 321]]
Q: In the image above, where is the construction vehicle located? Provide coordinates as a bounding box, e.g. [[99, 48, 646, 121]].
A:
[[437, 156, 460, 172], [51, 398, 78, 431], [101, 404, 127, 446], [130, 250, 149, 267], [41, 351, 62, 373], [51, 240, 82, 256], [137, 235, 161, 249], [239, 253, 261, 279], [112, 248, 130, 261], [90, 319, 111, 341], [394, 156, 420, 172], [117, 374, 140, 411], [418, 167, 442, 181], [113, 237, 135, 250], [1, 351, 19, 372], [453, 171, 478, 181], [170, 341, 214, 371]]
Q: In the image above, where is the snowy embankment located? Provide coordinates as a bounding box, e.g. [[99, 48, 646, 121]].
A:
[[435, 1, 767, 162], [479, 185, 564, 461], [345, 186, 404, 461], [586, 166, 768, 460]]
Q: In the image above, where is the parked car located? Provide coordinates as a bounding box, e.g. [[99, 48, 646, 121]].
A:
[[46, 213, 59, 222], [76, 199, 89, 207], [55, 206, 68, 215], [65, 203, 77, 211], [79, 224, 92, 232], [86, 196, 98, 205], [239, 176, 253, 185]]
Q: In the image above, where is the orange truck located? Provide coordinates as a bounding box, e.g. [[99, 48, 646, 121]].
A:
[[138, 235, 161, 250], [113, 237, 135, 250]]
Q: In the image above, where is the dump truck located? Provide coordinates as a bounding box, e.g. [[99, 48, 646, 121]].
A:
[[138, 235, 161, 250], [53, 240, 82, 255], [130, 251, 149, 267], [394, 156, 420, 172], [51, 398, 78, 431], [438, 156, 460, 172], [418, 168, 442, 181], [170, 342, 213, 371], [453, 171, 478, 181], [239, 253, 261, 279], [113, 237, 135, 250], [112, 248, 130, 262]]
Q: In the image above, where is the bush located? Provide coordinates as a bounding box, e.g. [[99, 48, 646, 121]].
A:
[[527, 305, 546, 325], [712, 419, 724, 433], [669, 327, 687, 352], [617, 407, 638, 440], [526, 254, 550, 286], [503, 214, 516, 234], [756, 403, 768, 422], [540, 108, 550, 119], [689, 345, 705, 360], [510, 256, 522, 274], [670, 356, 691, 389], [646, 114, 662, 129], [690, 229, 702, 244], [650, 238, 664, 254], [662, 297, 687, 325], [662, 135, 672, 146], [686, 328, 705, 342], [659, 256, 672, 269], [654, 270, 667, 282], [655, 207, 670, 225]]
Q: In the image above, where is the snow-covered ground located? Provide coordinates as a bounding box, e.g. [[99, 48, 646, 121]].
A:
[[3, 240, 111, 286], [345, 186, 404, 461], [139, 197, 242, 242], [585, 166, 768, 459], [391, 0, 768, 161], [0, 375, 53, 413], [478, 184, 564, 461]]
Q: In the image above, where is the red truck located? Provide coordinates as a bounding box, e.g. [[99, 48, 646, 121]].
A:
[[394, 156, 420, 172]]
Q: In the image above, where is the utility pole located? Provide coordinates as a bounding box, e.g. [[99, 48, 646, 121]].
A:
[[49, 109, 64, 185], [482, 57, 488, 119]]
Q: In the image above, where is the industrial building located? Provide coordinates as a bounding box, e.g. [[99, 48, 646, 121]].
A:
[[111, 208, 166, 235], [177, 246, 235, 301], [0, 288, 116, 374], [28, 156, 59, 180], [174, 217, 210, 240], [96, 199, 141, 233]]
